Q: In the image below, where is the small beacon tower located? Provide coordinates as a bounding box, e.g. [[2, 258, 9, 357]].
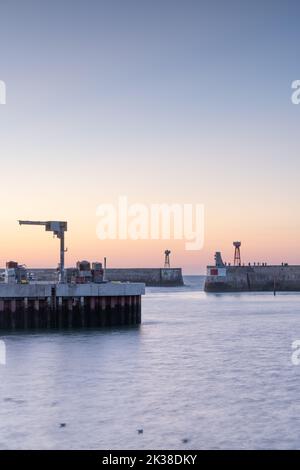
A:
[[164, 250, 171, 268], [233, 241, 241, 266]]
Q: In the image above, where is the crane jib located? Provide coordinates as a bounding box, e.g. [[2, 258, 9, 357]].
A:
[[18, 220, 67, 283]]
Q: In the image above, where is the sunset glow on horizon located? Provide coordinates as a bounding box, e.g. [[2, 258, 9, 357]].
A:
[[1, 0, 300, 273]]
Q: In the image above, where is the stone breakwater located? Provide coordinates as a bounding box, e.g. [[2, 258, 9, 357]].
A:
[[14, 268, 184, 287], [205, 265, 300, 292]]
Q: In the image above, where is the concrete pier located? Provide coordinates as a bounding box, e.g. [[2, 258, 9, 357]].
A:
[[205, 265, 300, 292], [0, 282, 145, 329], [105, 268, 184, 286], [19, 267, 184, 286]]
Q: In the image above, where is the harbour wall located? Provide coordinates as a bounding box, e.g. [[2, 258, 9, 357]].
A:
[[16, 268, 184, 286], [105, 268, 184, 286], [0, 282, 144, 329], [205, 265, 300, 292]]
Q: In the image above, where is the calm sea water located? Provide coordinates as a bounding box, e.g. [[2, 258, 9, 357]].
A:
[[1, 275, 300, 450]]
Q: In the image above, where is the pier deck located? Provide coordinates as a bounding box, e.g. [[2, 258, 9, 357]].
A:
[[0, 282, 145, 329], [205, 265, 300, 292]]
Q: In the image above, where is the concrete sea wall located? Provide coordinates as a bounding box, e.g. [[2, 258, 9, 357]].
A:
[[105, 268, 184, 286], [21, 268, 184, 286], [0, 282, 144, 329], [205, 265, 300, 292]]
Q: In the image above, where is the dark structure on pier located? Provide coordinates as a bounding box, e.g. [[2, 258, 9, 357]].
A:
[[205, 241, 300, 292]]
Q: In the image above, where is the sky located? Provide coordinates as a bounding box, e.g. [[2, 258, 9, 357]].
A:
[[0, 0, 300, 273]]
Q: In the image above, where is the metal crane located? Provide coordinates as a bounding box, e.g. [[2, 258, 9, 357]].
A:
[[18, 220, 67, 283]]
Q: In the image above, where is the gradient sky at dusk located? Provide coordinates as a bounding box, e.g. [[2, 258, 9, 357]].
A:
[[0, 0, 300, 273]]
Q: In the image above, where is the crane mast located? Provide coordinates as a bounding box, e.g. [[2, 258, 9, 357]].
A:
[[18, 220, 67, 283]]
